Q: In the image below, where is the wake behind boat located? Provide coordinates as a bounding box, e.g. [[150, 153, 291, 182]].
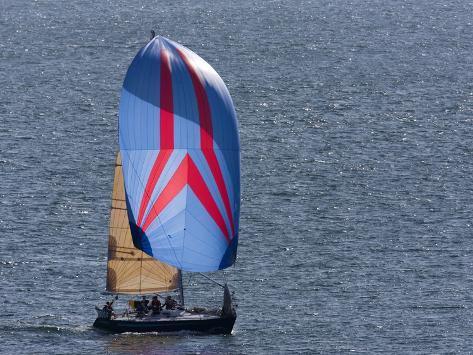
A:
[[93, 34, 241, 334]]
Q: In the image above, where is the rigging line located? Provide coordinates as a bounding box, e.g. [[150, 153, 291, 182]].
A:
[[139, 250, 143, 294], [122, 149, 183, 270], [185, 208, 227, 251], [198, 272, 225, 288]]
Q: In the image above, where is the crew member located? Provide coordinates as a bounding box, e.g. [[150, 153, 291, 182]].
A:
[[151, 295, 161, 315], [164, 296, 177, 310]]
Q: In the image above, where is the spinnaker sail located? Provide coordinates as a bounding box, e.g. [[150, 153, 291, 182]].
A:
[[106, 153, 179, 294], [119, 36, 240, 272]]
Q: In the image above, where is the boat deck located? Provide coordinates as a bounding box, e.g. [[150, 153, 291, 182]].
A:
[[113, 310, 221, 322]]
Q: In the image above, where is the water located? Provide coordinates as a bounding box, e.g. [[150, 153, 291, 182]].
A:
[[1, 0, 473, 353]]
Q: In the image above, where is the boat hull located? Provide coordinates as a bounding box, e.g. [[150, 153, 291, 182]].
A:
[[93, 314, 236, 334]]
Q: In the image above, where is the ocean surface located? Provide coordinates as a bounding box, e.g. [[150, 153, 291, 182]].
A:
[[1, 0, 473, 353]]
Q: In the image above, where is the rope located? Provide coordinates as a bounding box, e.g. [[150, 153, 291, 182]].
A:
[[198, 272, 225, 288]]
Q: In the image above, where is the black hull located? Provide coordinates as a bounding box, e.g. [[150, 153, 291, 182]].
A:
[[93, 315, 236, 334]]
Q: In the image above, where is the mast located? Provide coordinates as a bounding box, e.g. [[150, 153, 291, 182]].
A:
[[178, 270, 184, 306]]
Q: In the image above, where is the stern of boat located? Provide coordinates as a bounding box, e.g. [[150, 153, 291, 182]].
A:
[[222, 284, 237, 319]]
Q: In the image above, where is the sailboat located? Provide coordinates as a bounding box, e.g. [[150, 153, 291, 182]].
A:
[[93, 35, 240, 334]]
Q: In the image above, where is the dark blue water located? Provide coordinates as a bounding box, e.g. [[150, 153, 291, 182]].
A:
[[1, 0, 473, 353]]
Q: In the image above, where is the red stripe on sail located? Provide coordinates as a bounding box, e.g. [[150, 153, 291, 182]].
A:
[[160, 48, 174, 150], [203, 150, 235, 235], [176, 48, 235, 237], [142, 154, 230, 243], [137, 48, 174, 227], [136, 150, 172, 226], [141, 155, 188, 232], [187, 156, 230, 243]]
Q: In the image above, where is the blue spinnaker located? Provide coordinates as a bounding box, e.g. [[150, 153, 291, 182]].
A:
[[119, 36, 240, 272]]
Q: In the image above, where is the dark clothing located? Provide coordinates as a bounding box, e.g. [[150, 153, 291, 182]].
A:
[[141, 299, 149, 312], [151, 299, 161, 314], [103, 301, 114, 319], [136, 302, 145, 317], [165, 298, 177, 310]]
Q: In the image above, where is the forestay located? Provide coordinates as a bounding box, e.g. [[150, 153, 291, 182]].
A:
[[119, 36, 240, 272]]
